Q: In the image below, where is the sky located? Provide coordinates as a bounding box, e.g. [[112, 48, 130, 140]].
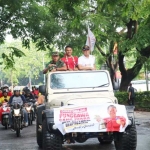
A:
[[5, 34, 13, 43]]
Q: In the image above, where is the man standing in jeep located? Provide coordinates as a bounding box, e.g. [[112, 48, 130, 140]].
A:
[[78, 45, 96, 70], [61, 45, 78, 71], [43, 52, 67, 74]]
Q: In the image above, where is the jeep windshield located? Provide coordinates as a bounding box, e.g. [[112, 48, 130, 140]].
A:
[[50, 71, 110, 89]]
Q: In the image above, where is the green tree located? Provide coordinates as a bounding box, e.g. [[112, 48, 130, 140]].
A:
[[0, 0, 54, 68], [0, 41, 50, 86], [1, 0, 150, 91], [42, 0, 150, 91]]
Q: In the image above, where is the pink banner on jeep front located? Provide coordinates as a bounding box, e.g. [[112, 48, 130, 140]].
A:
[[54, 104, 129, 135]]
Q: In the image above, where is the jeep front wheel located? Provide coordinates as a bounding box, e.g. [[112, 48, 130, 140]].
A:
[[36, 119, 42, 148], [42, 119, 62, 150], [114, 125, 137, 150]]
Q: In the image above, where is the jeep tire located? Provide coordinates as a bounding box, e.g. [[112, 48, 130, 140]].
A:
[[42, 119, 62, 150], [36, 119, 42, 148], [114, 125, 137, 150]]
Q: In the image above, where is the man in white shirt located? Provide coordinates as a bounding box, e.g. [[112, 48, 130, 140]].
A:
[[78, 45, 96, 70]]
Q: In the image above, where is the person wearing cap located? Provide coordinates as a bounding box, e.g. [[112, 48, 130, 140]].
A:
[[43, 52, 67, 74], [61, 46, 78, 71], [78, 45, 96, 70]]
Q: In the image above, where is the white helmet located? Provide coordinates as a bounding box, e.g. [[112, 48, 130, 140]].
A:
[[13, 86, 20, 91], [3, 84, 9, 88]]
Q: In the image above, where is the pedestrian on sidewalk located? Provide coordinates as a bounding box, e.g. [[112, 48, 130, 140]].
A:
[[128, 83, 135, 106]]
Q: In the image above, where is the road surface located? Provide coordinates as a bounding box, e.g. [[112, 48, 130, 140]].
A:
[[0, 111, 150, 150]]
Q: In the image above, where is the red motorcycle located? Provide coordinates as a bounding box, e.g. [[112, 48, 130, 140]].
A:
[[0, 102, 10, 129]]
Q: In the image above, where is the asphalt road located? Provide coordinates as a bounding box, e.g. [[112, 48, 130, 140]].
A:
[[0, 111, 150, 150]]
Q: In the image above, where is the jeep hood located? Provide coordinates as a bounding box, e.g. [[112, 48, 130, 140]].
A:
[[48, 92, 117, 107]]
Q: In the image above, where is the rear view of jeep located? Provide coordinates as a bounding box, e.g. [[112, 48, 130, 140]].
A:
[[36, 70, 137, 150]]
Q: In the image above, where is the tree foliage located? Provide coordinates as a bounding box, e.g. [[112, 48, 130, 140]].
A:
[[0, 41, 50, 85], [43, 0, 150, 91], [1, 0, 150, 90]]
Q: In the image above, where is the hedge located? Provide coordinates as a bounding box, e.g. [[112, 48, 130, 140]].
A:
[[115, 91, 150, 111]]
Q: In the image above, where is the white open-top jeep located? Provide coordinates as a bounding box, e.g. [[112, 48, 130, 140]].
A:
[[36, 70, 137, 150]]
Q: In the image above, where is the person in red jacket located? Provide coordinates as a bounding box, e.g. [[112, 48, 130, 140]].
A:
[[32, 86, 39, 98], [61, 46, 78, 71], [96, 105, 126, 132]]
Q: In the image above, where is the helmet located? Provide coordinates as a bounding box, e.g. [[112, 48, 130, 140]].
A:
[[22, 87, 29, 92], [3, 84, 9, 88], [25, 89, 31, 95], [13, 86, 20, 92]]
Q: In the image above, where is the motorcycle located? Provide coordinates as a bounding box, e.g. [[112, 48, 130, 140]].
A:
[[11, 102, 23, 137], [25, 99, 36, 126], [0, 102, 10, 129]]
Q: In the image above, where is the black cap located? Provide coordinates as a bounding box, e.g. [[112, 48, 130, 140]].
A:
[[52, 52, 59, 56], [82, 45, 90, 51]]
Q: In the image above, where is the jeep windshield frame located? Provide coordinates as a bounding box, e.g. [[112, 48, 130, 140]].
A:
[[50, 71, 110, 90]]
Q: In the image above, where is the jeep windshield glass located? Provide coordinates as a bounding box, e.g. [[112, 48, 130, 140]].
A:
[[50, 72, 109, 89]]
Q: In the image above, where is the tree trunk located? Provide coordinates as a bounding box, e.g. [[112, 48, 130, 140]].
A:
[[119, 54, 144, 91]]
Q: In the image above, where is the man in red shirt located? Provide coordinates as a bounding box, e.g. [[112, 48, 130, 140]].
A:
[[96, 105, 126, 132], [61, 46, 78, 71]]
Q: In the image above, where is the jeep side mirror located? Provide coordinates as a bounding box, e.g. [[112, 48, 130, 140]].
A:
[[39, 85, 46, 95]]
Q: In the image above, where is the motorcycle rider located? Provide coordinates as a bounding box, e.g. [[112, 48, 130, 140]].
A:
[[24, 89, 35, 101], [22, 87, 29, 95], [2, 84, 13, 97], [24, 89, 36, 120], [7, 87, 28, 130], [0, 90, 10, 103]]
